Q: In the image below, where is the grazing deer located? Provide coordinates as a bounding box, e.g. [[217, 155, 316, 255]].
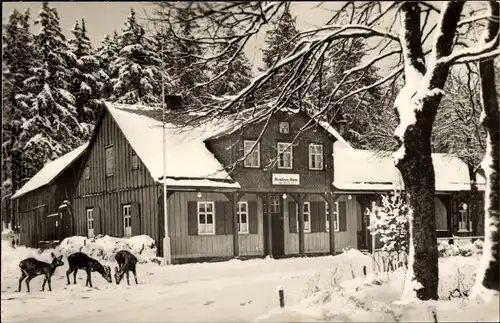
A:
[[66, 252, 112, 287], [17, 253, 64, 293], [114, 250, 139, 285]]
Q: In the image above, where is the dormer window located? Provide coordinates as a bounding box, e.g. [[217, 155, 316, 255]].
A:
[[279, 122, 290, 134]]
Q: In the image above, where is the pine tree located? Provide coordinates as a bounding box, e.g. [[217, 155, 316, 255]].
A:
[[19, 1, 85, 180], [2, 9, 38, 201], [211, 30, 253, 98], [68, 19, 102, 125], [96, 31, 120, 99], [109, 8, 163, 104]]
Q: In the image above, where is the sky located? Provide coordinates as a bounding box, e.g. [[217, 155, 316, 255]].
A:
[[2, 1, 342, 73]]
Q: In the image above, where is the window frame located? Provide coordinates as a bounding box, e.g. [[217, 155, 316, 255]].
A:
[[458, 202, 472, 232], [86, 208, 94, 238], [325, 202, 340, 232], [279, 121, 290, 134], [309, 143, 324, 170], [277, 142, 293, 169], [197, 201, 215, 235], [296, 201, 311, 233], [105, 145, 114, 177], [270, 196, 280, 213], [132, 151, 139, 171], [243, 140, 261, 168], [237, 201, 249, 234], [84, 165, 90, 180], [123, 204, 132, 237]]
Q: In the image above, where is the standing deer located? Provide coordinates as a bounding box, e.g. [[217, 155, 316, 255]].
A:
[[114, 250, 139, 285], [17, 253, 64, 293], [66, 252, 112, 287]]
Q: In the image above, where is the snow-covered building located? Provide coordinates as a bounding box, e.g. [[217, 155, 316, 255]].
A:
[[11, 102, 486, 260], [11, 143, 88, 248]]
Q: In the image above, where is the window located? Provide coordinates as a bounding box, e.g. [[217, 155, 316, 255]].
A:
[[325, 202, 339, 232], [238, 202, 249, 234], [123, 204, 132, 237], [84, 165, 90, 180], [279, 122, 290, 134], [198, 202, 215, 235], [86, 208, 94, 238], [132, 151, 139, 170], [105, 146, 114, 176], [243, 140, 260, 168], [458, 203, 471, 232], [296, 202, 311, 233], [271, 196, 280, 213], [309, 144, 324, 170], [277, 142, 293, 169]]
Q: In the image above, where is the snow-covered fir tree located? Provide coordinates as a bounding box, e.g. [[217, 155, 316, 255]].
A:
[[2, 9, 38, 222], [109, 8, 164, 104], [19, 1, 86, 180], [68, 19, 102, 126], [96, 31, 121, 99]]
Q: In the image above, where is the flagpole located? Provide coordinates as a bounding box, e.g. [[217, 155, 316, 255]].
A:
[[160, 12, 171, 266]]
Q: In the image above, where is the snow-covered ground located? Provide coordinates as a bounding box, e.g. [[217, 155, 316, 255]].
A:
[[1, 237, 498, 323]]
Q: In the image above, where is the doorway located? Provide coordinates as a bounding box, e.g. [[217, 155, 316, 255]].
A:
[[270, 195, 285, 257]]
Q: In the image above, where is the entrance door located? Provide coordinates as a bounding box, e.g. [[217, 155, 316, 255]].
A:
[[270, 196, 285, 257]]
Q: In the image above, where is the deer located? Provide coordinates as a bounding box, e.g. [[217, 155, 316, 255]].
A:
[[114, 250, 139, 285], [17, 252, 64, 293], [66, 252, 112, 288]]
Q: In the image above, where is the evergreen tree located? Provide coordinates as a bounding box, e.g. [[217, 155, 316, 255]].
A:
[[20, 1, 85, 179], [109, 8, 163, 104], [68, 19, 102, 125], [96, 31, 120, 99], [2, 9, 38, 199], [211, 30, 253, 98]]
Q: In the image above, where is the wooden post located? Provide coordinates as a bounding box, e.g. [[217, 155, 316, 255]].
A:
[[328, 195, 336, 256], [232, 192, 239, 257], [278, 287, 285, 308], [266, 193, 273, 257], [298, 194, 305, 256]]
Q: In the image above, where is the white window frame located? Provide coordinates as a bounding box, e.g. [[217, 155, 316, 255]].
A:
[[243, 140, 260, 168], [237, 202, 249, 234], [325, 202, 339, 232], [458, 203, 472, 232], [132, 151, 139, 170], [309, 143, 324, 170], [105, 145, 114, 177], [123, 204, 132, 237], [279, 121, 290, 134], [86, 208, 94, 238], [296, 202, 311, 233], [197, 201, 215, 235], [277, 142, 293, 169], [271, 196, 280, 213]]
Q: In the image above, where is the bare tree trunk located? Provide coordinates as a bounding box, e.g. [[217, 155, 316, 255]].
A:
[[472, 1, 500, 296]]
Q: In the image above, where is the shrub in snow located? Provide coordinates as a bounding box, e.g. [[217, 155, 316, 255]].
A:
[[368, 192, 409, 254], [438, 239, 483, 258], [57, 234, 159, 263]]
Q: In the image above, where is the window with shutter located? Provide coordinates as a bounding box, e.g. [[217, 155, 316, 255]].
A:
[[243, 140, 260, 168], [105, 146, 114, 177], [309, 144, 324, 170], [277, 142, 293, 169], [237, 202, 249, 234], [198, 201, 215, 235], [123, 204, 132, 237], [86, 208, 94, 238], [325, 202, 340, 232], [296, 202, 311, 233]]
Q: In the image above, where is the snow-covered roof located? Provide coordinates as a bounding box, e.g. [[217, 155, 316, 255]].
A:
[[105, 103, 240, 189], [12, 143, 89, 199], [333, 145, 485, 192]]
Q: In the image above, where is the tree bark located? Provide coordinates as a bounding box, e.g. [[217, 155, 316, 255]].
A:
[[396, 2, 464, 301]]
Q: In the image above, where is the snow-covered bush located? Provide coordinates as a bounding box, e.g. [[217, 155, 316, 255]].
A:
[[367, 192, 409, 254], [57, 234, 159, 263], [438, 239, 483, 258]]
